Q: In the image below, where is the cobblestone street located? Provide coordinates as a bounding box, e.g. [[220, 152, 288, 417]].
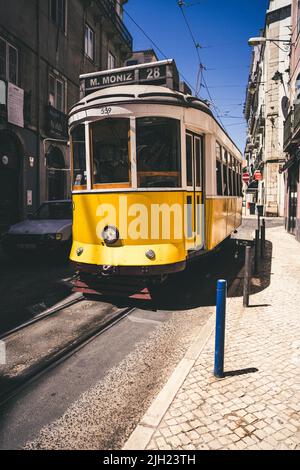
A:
[[125, 222, 300, 450]]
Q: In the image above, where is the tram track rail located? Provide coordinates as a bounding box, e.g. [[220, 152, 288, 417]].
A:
[[0, 303, 136, 408], [0, 294, 84, 342]]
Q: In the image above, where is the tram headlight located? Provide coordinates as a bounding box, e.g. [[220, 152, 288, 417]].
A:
[[102, 225, 119, 245]]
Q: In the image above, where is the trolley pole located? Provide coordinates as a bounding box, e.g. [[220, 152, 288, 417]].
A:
[[243, 245, 252, 307], [214, 279, 227, 379], [254, 229, 260, 275]]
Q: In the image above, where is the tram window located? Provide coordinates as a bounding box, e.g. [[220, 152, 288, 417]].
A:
[[222, 149, 228, 196], [216, 142, 222, 196], [228, 154, 233, 196], [232, 159, 237, 196], [91, 118, 130, 186], [186, 134, 193, 187], [228, 168, 233, 196], [216, 161, 222, 196], [238, 166, 242, 196], [195, 137, 202, 188], [136, 117, 181, 188], [71, 124, 87, 188]]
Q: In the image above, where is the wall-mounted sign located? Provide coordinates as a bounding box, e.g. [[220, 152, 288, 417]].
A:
[[46, 105, 68, 138], [8, 83, 24, 128], [27, 190, 33, 206], [254, 170, 262, 181], [242, 172, 250, 183], [0, 80, 7, 121]]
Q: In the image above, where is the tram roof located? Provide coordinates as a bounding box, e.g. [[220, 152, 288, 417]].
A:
[[69, 84, 242, 157]]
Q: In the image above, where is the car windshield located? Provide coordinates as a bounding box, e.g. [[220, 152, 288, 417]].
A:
[[33, 202, 72, 220]]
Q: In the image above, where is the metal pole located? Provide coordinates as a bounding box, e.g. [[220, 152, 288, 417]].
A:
[[243, 245, 252, 307], [258, 213, 261, 232], [214, 279, 227, 379], [254, 229, 259, 274], [261, 219, 266, 258]]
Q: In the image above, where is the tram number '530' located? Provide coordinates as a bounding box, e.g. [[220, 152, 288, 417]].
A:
[[147, 67, 161, 80], [100, 107, 112, 116]]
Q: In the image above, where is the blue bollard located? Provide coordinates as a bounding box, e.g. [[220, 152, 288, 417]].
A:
[[214, 279, 227, 379]]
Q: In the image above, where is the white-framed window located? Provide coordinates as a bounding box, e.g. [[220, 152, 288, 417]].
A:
[[0, 36, 18, 85], [50, 0, 67, 32], [108, 51, 116, 70], [49, 73, 66, 113], [84, 23, 95, 61]]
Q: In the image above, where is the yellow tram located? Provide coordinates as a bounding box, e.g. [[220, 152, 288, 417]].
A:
[[68, 60, 242, 292]]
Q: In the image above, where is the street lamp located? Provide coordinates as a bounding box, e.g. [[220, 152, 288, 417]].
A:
[[248, 37, 291, 46], [248, 37, 292, 52]]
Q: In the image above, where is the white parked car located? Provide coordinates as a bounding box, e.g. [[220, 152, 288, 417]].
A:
[[1, 200, 73, 257]]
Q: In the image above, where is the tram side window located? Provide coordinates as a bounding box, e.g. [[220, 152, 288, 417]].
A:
[[232, 158, 237, 196], [238, 164, 242, 196], [91, 118, 130, 186], [186, 134, 193, 187], [216, 142, 222, 196], [228, 155, 233, 196], [222, 149, 228, 196], [136, 117, 181, 188], [71, 124, 87, 188]]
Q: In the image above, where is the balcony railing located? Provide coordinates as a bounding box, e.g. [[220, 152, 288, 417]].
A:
[[98, 0, 133, 50], [284, 102, 300, 149]]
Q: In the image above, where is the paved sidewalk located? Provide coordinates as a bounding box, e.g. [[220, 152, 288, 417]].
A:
[[124, 225, 300, 450]]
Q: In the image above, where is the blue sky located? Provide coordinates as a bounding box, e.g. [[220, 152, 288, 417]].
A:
[[124, 0, 269, 152]]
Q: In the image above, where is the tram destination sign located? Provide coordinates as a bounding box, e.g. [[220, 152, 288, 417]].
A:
[[81, 60, 179, 97]]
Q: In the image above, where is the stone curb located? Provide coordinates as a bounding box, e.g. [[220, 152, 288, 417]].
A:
[[123, 275, 243, 451]]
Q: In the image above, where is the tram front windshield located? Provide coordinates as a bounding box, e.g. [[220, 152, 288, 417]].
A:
[[136, 117, 181, 188], [91, 118, 130, 185], [72, 117, 182, 190]]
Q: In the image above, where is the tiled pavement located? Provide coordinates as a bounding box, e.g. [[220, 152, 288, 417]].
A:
[[127, 225, 300, 450]]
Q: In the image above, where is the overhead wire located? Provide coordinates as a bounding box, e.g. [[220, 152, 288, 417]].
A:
[[177, 1, 227, 129], [118, 0, 196, 95]]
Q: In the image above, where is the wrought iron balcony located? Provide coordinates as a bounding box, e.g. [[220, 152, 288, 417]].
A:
[[97, 0, 133, 50], [284, 102, 300, 150]]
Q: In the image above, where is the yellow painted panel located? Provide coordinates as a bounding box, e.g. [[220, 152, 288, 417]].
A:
[[205, 199, 228, 250], [206, 197, 242, 251], [71, 193, 242, 267], [71, 192, 187, 267]]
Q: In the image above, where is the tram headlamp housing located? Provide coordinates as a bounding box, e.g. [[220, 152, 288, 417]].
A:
[[102, 225, 119, 245]]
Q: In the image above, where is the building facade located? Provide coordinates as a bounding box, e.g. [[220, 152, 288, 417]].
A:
[[244, 0, 291, 217], [125, 49, 158, 67], [283, 0, 300, 241], [0, 0, 132, 233]]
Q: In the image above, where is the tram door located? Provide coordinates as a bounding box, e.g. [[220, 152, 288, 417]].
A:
[[185, 132, 204, 251]]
